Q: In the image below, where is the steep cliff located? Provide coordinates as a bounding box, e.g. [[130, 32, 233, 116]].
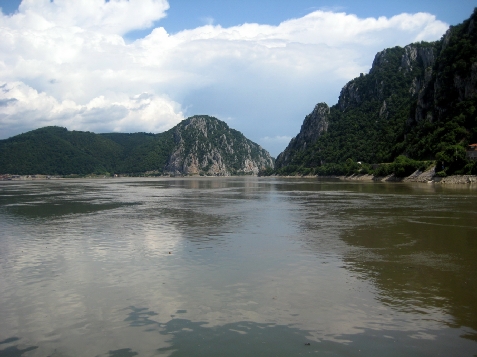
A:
[[275, 103, 329, 167], [164, 116, 274, 175], [275, 43, 434, 169], [405, 12, 477, 159], [275, 8, 477, 174]]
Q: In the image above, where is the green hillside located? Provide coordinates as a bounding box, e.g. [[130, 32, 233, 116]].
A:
[[0, 127, 121, 175], [0, 116, 274, 176], [274, 9, 477, 177]]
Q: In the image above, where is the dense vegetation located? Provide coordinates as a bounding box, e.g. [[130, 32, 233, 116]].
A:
[[0, 116, 273, 176], [0, 127, 117, 175], [272, 9, 477, 177], [0, 126, 174, 175], [101, 131, 175, 174]]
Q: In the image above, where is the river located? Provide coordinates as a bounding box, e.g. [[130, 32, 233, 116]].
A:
[[0, 177, 476, 356]]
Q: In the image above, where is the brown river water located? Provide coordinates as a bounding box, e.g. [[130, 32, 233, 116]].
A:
[[0, 177, 476, 356]]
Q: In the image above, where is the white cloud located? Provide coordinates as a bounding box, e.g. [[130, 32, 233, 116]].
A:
[[0, 81, 183, 136], [0, 1, 449, 155], [13, 0, 169, 35]]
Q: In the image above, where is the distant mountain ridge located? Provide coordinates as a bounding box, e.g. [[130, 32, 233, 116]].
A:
[[0, 116, 274, 176], [275, 9, 477, 176]]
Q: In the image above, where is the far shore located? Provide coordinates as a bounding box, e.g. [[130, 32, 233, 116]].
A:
[[2, 166, 477, 185], [275, 166, 477, 185]]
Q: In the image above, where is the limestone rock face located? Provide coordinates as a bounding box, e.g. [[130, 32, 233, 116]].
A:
[[164, 116, 274, 175], [413, 19, 477, 125], [338, 82, 361, 111], [338, 42, 442, 126], [370, 49, 391, 74], [275, 103, 329, 168], [400, 44, 438, 123], [400, 45, 435, 73]]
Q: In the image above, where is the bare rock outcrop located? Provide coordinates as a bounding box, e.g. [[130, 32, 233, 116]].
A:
[[164, 116, 274, 176], [275, 103, 329, 168]]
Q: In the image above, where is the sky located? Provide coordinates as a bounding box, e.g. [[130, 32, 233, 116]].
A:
[[0, 0, 475, 157]]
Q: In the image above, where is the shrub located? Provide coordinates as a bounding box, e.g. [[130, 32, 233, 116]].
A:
[[374, 164, 392, 176], [391, 155, 421, 177], [435, 145, 467, 175]]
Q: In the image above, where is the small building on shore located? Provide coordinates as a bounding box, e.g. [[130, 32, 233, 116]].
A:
[[467, 144, 477, 161]]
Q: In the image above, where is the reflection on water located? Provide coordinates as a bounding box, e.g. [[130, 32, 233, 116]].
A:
[[0, 177, 476, 356], [338, 192, 477, 340]]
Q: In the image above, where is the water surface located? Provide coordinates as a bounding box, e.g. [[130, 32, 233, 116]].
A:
[[0, 177, 476, 356]]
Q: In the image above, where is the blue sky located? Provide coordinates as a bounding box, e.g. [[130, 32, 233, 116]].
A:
[[2, 0, 473, 33], [158, 0, 474, 32], [0, 0, 475, 156]]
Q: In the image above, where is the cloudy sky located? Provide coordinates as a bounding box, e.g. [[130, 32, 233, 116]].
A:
[[0, 0, 474, 156]]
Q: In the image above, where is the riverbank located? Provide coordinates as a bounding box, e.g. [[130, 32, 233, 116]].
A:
[[3, 167, 477, 184], [0, 174, 61, 181], [339, 166, 477, 184], [278, 166, 477, 184]]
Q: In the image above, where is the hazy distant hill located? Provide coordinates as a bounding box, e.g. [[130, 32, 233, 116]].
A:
[[275, 9, 477, 177], [0, 116, 274, 176]]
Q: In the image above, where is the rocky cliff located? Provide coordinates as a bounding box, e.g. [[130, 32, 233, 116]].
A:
[[275, 8, 477, 174], [164, 116, 274, 175], [411, 18, 477, 125], [275, 103, 329, 167]]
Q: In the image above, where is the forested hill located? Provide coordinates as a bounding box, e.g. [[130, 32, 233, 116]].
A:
[[274, 9, 477, 177], [0, 116, 274, 176]]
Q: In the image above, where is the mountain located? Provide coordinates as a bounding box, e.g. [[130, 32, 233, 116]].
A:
[[0, 116, 274, 176], [162, 115, 274, 175], [275, 9, 477, 177]]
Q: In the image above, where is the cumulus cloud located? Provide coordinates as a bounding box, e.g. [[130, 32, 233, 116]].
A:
[[13, 0, 169, 35], [0, 81, 183, 136], [0, 1, 449, 156]]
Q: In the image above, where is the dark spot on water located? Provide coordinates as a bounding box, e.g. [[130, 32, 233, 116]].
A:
[[108, 348, 138, 357], [124, 306, 158, 327], [0, 345, 38, 357]]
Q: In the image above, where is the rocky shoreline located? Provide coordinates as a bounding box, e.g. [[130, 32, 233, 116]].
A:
[[277, 166, 477, 184], [336, 166, 477, 184]]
